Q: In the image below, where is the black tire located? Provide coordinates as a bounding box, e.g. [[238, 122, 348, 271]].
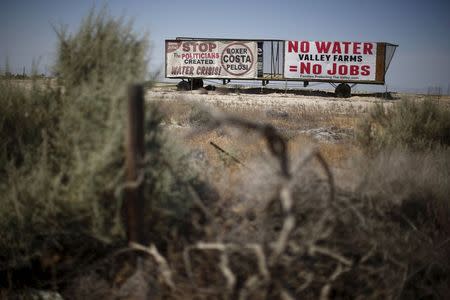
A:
[[177, 79, 204, 91], [192, 78, 204, 90], [335, 83, 351, 98], [177, 80, 190, 91]]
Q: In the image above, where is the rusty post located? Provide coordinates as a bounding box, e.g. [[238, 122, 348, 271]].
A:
[[124, 84, 145, 244]]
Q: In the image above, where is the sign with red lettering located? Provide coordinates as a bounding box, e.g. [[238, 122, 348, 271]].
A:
[[284, 41, 377, 81], [166, 40, 258, 78]]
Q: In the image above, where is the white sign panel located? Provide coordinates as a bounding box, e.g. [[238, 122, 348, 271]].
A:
[[166, 40, 258, 78], [284, 41, 377, 81]]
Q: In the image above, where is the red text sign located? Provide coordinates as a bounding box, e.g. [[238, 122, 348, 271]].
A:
[[284, 41, 377, 81]]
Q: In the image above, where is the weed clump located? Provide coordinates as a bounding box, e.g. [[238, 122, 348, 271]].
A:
[[0, 81, 62, 171], [0, 10, 211, 288], [357, 98, 450, 152], [54, 8, 147, 92], [0, 7, 146, 274], [0, 7, 207, 289]]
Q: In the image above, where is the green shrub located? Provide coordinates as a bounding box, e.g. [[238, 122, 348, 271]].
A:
[[354, 149, 450, 229], [0, 7, 145, 272], [54, 7, 147, 92], [0, 7, 209, 280], [356, 98, 450, 152], [0, 81, 61, 171]]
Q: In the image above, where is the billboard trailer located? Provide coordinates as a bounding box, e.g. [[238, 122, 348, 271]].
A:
[[165, 38, 398, 98]]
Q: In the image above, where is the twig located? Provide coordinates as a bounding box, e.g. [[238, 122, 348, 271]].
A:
[[320, 263, 349, 300], [270, 215, 295, 264], [129, 242, 175, 289], [280, 288, 295, 300], [245, 244, 270, 281], [112, 242, 175, 289], [309, 245, 353, 267], [313, 150, 335, 203], [183, 242, 236, 292], [297, 272, 314, 292], [210, 141, 245, 166], [360, 243, 377, 264], [122, 170, 145, 190]]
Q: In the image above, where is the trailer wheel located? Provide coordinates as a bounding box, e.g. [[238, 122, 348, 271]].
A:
[[192, 78, 204, 89], [177, 79, 204, 91], [335, 83, 351, 98], [177, 80, 190, 91]]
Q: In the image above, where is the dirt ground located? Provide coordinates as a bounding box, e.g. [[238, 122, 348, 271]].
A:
[[146, 84, 449, 177], [147, 85, 396, 112], [145, 85, 398, 174]]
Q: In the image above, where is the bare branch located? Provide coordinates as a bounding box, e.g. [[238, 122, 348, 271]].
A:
[[129, 242, 175, 289], [183, 242, 236, 292], [309, 245, 353, 267], [245, 244, 270, 281], [270, 215, 295, 264]]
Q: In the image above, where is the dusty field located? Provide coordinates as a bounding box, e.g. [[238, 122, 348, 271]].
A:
[[146, 85, 450, 191], [147, 85, 394, 112], [146, 85, 400, 170]]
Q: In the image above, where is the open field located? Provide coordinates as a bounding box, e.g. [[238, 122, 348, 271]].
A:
[[147, 86, 439, 167]]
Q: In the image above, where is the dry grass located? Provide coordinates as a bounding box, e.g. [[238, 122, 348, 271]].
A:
[[155, 95, 361, 172], [134, 94, 449, 299], [356, 97, 450, 152], [93, 107, 448, 300], [154, 94, 362, 130]]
